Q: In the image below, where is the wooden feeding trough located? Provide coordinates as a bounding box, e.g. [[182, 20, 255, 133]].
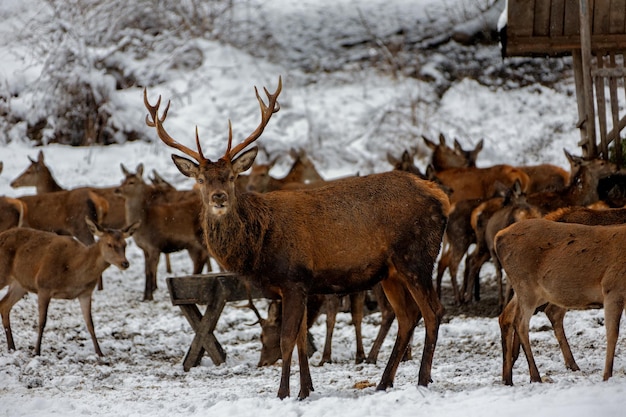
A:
[[503, 0, 626, 166], [166, 272, 264, 371]]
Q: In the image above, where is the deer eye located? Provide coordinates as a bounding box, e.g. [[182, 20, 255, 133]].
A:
[[197, 178, 204, 184], [229, 175, 235, 182]]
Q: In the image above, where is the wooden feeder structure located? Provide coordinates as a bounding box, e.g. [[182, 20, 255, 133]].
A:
[[503, 0, 626, 166]]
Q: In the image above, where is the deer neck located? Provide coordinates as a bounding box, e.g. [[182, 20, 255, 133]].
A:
[[71, 244, 110, 282], [38, 170, 64, 193], [566, 169, 600, 206], [202, 192, 269, 274], [123, 189, 150, 226]]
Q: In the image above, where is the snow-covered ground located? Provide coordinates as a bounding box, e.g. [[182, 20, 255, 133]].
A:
[[0, 1, 625, 416]]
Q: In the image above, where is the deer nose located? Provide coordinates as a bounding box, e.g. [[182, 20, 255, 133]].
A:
[[120, 261, 130, 269], [211, 192, 228, 206]]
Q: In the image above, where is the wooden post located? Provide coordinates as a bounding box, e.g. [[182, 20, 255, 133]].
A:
[[579, 0, 598, 158]]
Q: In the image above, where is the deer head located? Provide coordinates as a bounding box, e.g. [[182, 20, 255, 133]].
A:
[[143, 77, 282, 217]]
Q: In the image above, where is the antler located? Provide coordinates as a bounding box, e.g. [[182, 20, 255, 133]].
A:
[[234, 294, 266, 326], [143, 88, 207, 163], [225, 76, 282, 161]]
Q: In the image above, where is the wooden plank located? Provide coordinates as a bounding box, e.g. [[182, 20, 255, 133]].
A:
[[608, 52, 623, 165], [610, 0, 626, 34], [508, 0, 536, 36], [581, 0, 599, 158], [564, 0, 582, 35], [534, 0, 552, 36], [595, 54, 609, 158], [573, 51, 593, 155], [593, 0, 612, 34], [551, 0, 567, 36], [504, 34, 626, 56]]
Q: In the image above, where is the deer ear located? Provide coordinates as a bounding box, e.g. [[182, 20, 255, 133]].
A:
[[232, 147, 258, 175], [123, 221, 141, 237], [85, 217, 104, 237], [171, 155, 199, 178]]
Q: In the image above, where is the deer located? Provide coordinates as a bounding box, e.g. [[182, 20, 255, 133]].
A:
[[0, 217, 138, 356], [482, 182, 542, 310], [0, 197, 26, 233], [143, 77, 450, 399], [496, 218, 626, 385], [250, 283, 411, 368], [115, 163, 210, 301], [245, 148, 324, 193], [462, 151, 619, 304], [422, 133, 482, 171], [248, 292, 366, 367], [10, 150, 127, 229]]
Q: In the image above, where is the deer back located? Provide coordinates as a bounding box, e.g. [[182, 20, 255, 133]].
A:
[[518, 164, 569, 194], [545, 206, 626, 225], [435, 165, 530, 204], [17, 189, 105, 244], [495, 219, 624, 307], [0, 220, 135, 297], [209, 171, 449, 293]]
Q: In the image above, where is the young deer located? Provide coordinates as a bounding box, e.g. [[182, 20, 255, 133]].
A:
[[115, 164, 209, 301], [496, 218, 626, 385], [144, 77, 449, 399], [0, 218, 138, 356]]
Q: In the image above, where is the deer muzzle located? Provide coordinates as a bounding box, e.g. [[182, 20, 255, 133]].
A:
[[209, 191, 229, 216]]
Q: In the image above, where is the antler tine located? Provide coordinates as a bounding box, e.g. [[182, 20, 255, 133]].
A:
[[234, 293, 266, 326], [226, 76, 282, 160], [143, 88, 205, 163]]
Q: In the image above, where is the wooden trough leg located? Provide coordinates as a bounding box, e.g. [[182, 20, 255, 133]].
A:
[[178, 296, 227, 370]]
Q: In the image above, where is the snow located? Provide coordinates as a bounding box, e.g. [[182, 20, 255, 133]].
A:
[[1, 0, 625, 416]]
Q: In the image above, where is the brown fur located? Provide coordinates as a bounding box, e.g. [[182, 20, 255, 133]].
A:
[[526, 151, 618, 213], [423, 133, 482, 171], [545, 205, 626, 225], [246, 148, 324, 192], [145, 80, 449, 399], [0, 219, 137, 356], [11, 150, 127, 229], [115, 164, 209, 301], [0, 197, 26, 232], [496, 219, 626, 384]]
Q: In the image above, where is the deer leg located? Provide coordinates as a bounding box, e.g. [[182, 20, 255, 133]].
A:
[[35, 291, 52, 356], [296, 306, 313, 400], [514, 300, 542, 383], [543, 303, 579, 371], [403, 280, 442, 387], [142, 249, 159, 301], [499, 295, 518, 385], [435, 245, 451, 300], [320, 295, 338, 366], [189, 247, 208, 275], [447, 242, 467, 306], [462, 246, 489, 303], [0, 282, 27, 351], [378, 273, 429, 390], [277, 289, 308, 399], [165, 254, 172, 273], [350, 292, 366, 364], [366, 284, 396, 364], [602, 295, 624, 381], [79, 293, 103, 356], [493, 256, 505, 311]]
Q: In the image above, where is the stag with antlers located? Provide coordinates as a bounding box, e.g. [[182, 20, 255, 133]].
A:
[[143, 77, 449, 400]]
